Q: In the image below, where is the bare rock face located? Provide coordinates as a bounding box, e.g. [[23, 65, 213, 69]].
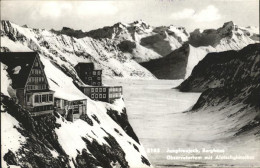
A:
[[141, 43, 190, 79], [177, 43, 260, 135], [107, 108, 140, 144], [177, 43, 260, 93]]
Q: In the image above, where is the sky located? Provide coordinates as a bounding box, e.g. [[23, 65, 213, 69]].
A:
[[1, 0, 259, 32]]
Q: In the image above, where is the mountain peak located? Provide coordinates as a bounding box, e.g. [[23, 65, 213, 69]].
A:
[[221, 21, 238, 31]]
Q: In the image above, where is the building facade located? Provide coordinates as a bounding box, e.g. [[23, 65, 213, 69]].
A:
[[81, 86, 122, 103], [54, 98, 87, 122], [75, 63, 102, 86], [75, 62, 123, 103], [1, 52, 55, 116]]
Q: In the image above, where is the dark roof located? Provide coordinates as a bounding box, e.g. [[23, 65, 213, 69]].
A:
[[0, 52, 38, 89]]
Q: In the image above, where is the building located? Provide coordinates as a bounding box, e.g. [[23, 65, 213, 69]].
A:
[[1, 52, 55, 116], [54, 97, 87, 122], [80, 86, 122, 103], [75, 63, 102, 86], [75, 62, 123, 103]]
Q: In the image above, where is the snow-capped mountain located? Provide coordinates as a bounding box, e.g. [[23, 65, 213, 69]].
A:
[[178, 43, 260, 136], [189, 21, 258, 50], [0, 20, 155, 80], [142, 21, 259, 79], [53, 20, 189, 62], [1, 20, 258, 80]]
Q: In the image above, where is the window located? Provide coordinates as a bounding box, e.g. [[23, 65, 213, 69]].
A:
[[97, 71, 100, 75], [103, 88, 106, 92], [97, 77, 101, 80], [35, 61, 38, 67], [93, 71, 96, 75], [91, 94, 94, 98], [49, 94, 53, 101], [27, 95, 30, 102], [91, 88, 94, 92], [95, 94, 98, 98], [35, 95, 39, 103], [93, 82, 96, 86], [88, 77, 92, 80], [85, 72, 88, 75], [99, 94, 102, 98], [97, 82, 101, 86], [103, 94, 106, 98], [95, 88, 98, 92], [99, 88, 102, 92]]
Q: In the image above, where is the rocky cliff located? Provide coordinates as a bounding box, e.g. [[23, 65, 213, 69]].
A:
[[178, 43, 260, 136]]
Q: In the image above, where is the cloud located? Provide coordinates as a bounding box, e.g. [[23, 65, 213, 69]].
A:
[[76, 1, 118, 16], [170, 5, 221, 22], [37, 1, 118, 18], [170, 8, 195, 20], [38, 2, 72, 18], [194, 5, 221, 22]]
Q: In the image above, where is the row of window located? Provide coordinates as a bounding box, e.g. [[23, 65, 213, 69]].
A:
[[28, 77, 45, 83], [85, 71, 101, 76], [91, 94, 107, 99], [110, 87, 122, 92], [85, 77, 101, 81], [34, 94, 53, 103], [109, 93, 121, 98], [91, 88, 107, 93], [31, 69, 42, 75], [30, 105, 53, 112], [27, 85, 47, 90], [92, 82, 101, 86]]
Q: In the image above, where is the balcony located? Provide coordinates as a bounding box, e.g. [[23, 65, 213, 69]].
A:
[[27, 105, 54, 116]]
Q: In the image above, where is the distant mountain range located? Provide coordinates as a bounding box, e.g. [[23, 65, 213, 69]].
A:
[[1, 20, 259, 81]]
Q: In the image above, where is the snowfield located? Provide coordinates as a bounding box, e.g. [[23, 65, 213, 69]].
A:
[[105, 79, 260, 168]]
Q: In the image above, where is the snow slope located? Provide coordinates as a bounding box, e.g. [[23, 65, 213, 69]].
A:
[[57, 20, 189, 62], [1, 33, 151, 167], [1, 63, 151, 168], [1, 20, 155, 80]]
